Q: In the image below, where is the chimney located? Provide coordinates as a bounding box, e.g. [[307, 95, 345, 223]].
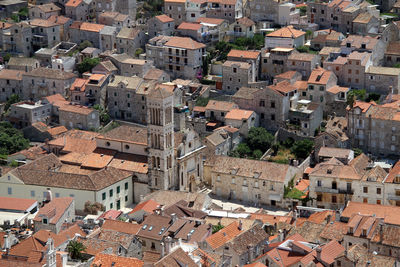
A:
[[273, 79, 277, 85], [187, 232, 192, 241], [161, 242, 165, 258], [238, 220, 242, 230], [164, 236, 172, 254], [316, 247, 322, 262], [3, 234, 9, 252], [171, 213, 177, 223]]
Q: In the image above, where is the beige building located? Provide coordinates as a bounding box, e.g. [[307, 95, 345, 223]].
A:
[[116, 27, 147, 57], [29, 3, 61, 19], [347, 100, 400, 157], [206, 0, 243, 23], [59, 104, 100, 130], [107, 75, 155, 124], [146, 36, 206, 80], [22, 68, 76, 101], [0, 154, 134, 211], [0, 69, 25, 103], [222, 61, 254, 94], [207, 156, 300, 207], [365, 66, 400, 95], [147, 15, 175, 39], [287, 52, 320, 80], [164, 0, 186, 25]]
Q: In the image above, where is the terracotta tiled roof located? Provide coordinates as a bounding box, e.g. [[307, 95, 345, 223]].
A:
[[33, 197, 73, 224], [197, 17, 225, 25], [0, 69, 25, 80], [30, 18, 58, 28], [0, 197, 36, 212], [236, 17, 255, 27], [289, 52, 317, 61], [65, 0, 82, 7], [59, 103, 96, 115], [227, 49, 260, 60], [98, 210, 123, 220], [137, 214, 172, 241], [205, 221, 243, 250], [25, 68, 76, 80], [224, 108, 254, 120], [211, 155, 294, 182], [327, 85, 349, 94], [142, 251, 161, 263], [341, 202, 400, 226], [269, 80, 297, 95], [165, 36, 206, 50], [92, 253, 143, 267], [267, 26, 305, 38], [47, 126, 68, 137], [232, 87, 261, 100], [353, 12, 373, 24], [48, 15, 71, 25], [385, 160, 400, 183], [129, 199, 159, 215], [275, 70, 300, 80], [178, 22, 202, 31], [308, 67, 334, 85], [0, 22, 12, 29], [340, 35, 379, 50], [318, 147, 352, 159], [80, 22, 105, 32], [385, 41, 400, 56], [102, 219, 141, 235], [98, 125, 147, 145], [35, 3, 61, 13], [70, 78, 88, 92], [244, 263, 267, 267], [319, 221, 347, 242], [78, 236, 120, 256], [154, 247, 197, 267], [205, 100, 237, 112], [155, 14, 174, 23]]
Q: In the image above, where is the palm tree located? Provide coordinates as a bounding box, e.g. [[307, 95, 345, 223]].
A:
[[67, 240, 86, 260]]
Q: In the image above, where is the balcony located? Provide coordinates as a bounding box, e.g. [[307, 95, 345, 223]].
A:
[[227, 31, 246, 37]]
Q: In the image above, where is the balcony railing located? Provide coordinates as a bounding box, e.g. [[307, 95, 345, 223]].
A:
[[315, 187, 354, 194], [387, 194, 400, 201]]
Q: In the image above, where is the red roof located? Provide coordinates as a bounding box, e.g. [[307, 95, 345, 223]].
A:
[[0, 197, 37, 212], [129, 199, 159, 215], [98, 209, 122, 220]]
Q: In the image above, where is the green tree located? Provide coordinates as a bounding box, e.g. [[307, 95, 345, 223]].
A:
[[5, 94, 20, 111], [353, 148, 363, 157], [195, 97, 209, 107], [135, 48, 144, 58], [246, 127, 274, 152], [2, 53, 11, 63], [212, 224, 224, 234], [252, 149, 263, 159], [347, 89, 366, 106], [77, 57, 100, 74], [0, 122, 30, 156], [93, 104, 110, 125], [231, 143, 251, 158], [67, 241, 86, 260], [290, 139, 314, 159], [78, 40, 93, 51]]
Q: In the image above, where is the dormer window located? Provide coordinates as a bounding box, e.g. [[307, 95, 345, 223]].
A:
[[394, 175, 400, 184], [42, 218, 48, 224], [346, 42, 351, 48]]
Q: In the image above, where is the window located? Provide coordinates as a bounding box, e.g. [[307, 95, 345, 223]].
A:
[[106, 142, 110, 147], [125, 145, 130, 149], [110, 189, 113, 197], [110, 203, 113, 209], [259, 100, 265, 107], [102, 192, 106, 200], [125, 182, 128, 190], [42, 218, 48, 224], [69, 194, 74, 198], [308, 85, 314, 90], [363, 198, 368, 203], [270, 101, 275, 108], [232, 178, 235, 184], [55, 193, 60, 198], [117, 186, 120, 194], [317, 194, 322, 201], [332, 195, 337, 203], [254, 181, 258, 188], [317, 180, 322, 187], [271, 114, 275, 121], [233, 68, 237, 73], [217, 175, 221, 181], [363, 187, 368, 193], [31, 190, 35, 197], [125, 195, 128, 202], [319, 86, 324, 91], [7, 187, 12, 195], [377, 188, 381, 194]]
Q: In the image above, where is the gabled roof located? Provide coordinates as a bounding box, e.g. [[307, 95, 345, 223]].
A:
[[205, 100, 237, 112], [164, 36, 206, 50], [33, 197, 73, 224], [129, 199, 159, 215], [205, 221, 243, 250], [0, 197, 36, 212], [92, 253, 143, 267], [227, 49, 260, 60], [308, 67, 334, 85], [178, 22, 202, 31], [155, 14, 174, 23], [154, 247, 197, 267], [225, 108, 254, 120], [267, 26, 305, 38]]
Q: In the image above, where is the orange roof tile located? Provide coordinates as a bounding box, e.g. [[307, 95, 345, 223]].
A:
[[327, 86, 349, 94], [165, 36, 206, 50], [65, 0, 82, 7], [178, 22, 202, 31], [129, 199, 159, 215], [197, 17, 225, 25], [155, 14, 174, 23], [205, 221, 243, 250], [0, 197, 37, 212], [47, 126, 68, 137], [205, 100, 237, 112], [80, 22, 105, 32], [70, 78, 88, 92], [102, 219, 141, 235], [227, 49, 260, 60], [92, 253, 143, 267], [295, 179, 309, 192], [59, 103, 96, 115], [224, 108, 254, 120], [308, 67, 334, 85], [267, 25, 305, 38], [385, 160, 400, 183], [33, 197, 73, 224]]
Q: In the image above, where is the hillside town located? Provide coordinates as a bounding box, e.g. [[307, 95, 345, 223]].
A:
[[2, 0, 400, 266]]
